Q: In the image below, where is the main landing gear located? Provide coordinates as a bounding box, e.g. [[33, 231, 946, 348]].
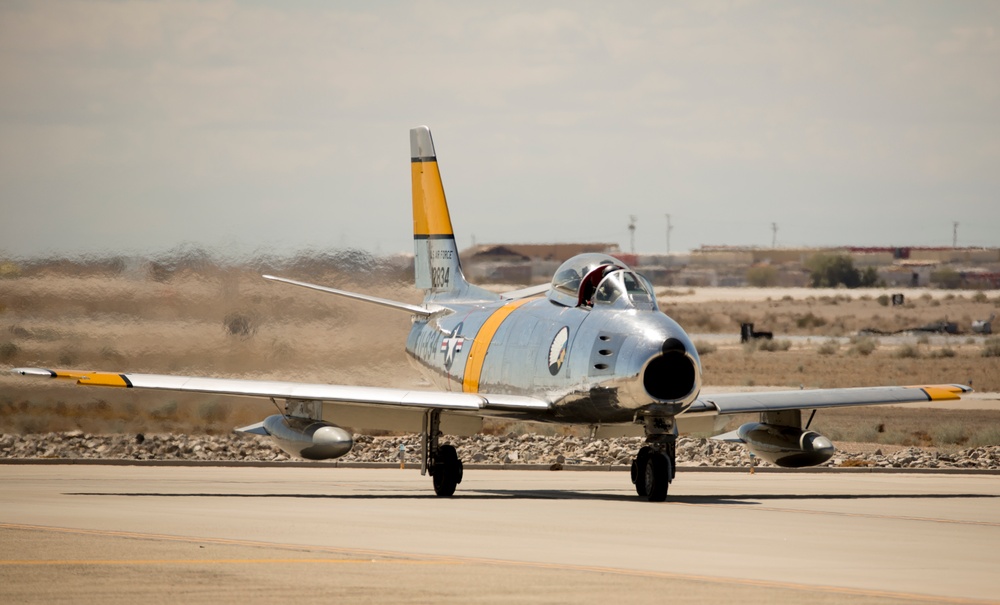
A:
[[630, 415, 676, 502], [421, 409, 463, 497]]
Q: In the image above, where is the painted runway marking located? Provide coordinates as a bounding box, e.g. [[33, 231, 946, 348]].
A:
[[1, 523, 994, 605], [0, 558, 456, 566], [666, 501, 1000, 528]]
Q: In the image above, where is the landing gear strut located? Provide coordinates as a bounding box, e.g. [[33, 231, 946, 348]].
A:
[[421, 409, 463, 497], [630, 415, 676, 502]]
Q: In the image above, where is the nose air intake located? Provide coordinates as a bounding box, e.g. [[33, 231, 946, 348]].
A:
[[643, 338, 699, 402]]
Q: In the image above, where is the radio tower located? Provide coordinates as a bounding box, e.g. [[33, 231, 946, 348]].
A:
[[771, 222, 778, 248]]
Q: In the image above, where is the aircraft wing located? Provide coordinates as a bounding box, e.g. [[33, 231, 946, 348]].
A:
[[9, 367, 550, 413], [501, 283, 551, 300], [688, 384, 972, 415]]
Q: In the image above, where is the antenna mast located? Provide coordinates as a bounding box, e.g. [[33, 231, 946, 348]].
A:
[[628, 215, 637, 255]]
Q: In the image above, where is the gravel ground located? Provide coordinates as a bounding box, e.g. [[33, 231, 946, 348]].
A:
[[2, 432, 998, 470]]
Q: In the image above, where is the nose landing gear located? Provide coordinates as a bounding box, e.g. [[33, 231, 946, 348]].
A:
[[630, 415, 676, 502]]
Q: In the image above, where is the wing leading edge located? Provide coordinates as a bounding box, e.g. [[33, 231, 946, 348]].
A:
[[9, 367, 550, 413], [687, 384, 972, 415]]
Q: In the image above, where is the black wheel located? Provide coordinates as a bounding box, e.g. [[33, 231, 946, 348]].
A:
[[644, 452, 671, 502], [631, 447, 650, 497], [432, 444, 462, 497]]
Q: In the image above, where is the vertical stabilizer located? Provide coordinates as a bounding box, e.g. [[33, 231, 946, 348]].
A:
[[411, 126, 495, 302]]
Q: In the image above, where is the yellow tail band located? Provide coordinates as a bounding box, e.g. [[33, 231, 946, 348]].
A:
[[411, 159, 454, 237]]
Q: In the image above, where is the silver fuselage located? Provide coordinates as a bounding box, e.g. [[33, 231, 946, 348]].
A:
[[405, 297, 702, 424]]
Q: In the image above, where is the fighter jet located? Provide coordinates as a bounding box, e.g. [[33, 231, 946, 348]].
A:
[[12, 126, 971, 501]]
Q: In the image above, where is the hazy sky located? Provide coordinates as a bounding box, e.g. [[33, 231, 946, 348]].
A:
[[1, 1, 998, 259]]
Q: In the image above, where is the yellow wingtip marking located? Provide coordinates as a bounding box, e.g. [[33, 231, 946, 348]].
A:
[[920, 386, 961, 401], [48, 370, 129, 387], [50, 369, 95, 380], [77, 372, 130, 387], [923, 384, 966, 393]]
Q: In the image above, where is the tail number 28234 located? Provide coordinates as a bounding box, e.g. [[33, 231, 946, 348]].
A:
[[431, 266, 451, 289]]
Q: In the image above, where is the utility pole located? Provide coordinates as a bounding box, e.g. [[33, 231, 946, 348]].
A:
[[628, 215, 637, 255], [771, 222, 778, 248], [664, 214, 673, 255], [953, 221, 959, 248], [665, 214, 674, 270]]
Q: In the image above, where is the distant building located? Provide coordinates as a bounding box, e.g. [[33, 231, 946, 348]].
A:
[[685, 245, 1000, 289], [460, 242, 1000, 288], [878, 262, 934, 288]]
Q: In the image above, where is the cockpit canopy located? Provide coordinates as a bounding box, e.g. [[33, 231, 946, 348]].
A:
[[547, 253, 658, 310]]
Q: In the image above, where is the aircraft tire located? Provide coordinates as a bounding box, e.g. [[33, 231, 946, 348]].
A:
[[644, 452, 671, 502], [432, 444, 461, 497], [632, 447, 651, 497]]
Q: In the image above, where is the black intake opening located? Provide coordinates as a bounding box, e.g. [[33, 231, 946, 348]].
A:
[[643, 349, 696, 401]]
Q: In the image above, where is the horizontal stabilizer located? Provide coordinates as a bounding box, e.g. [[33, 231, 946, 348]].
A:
[[263, 275, 434, 316]]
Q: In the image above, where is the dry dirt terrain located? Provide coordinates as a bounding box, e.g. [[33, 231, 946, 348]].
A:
[[1, 267, 998, 447]]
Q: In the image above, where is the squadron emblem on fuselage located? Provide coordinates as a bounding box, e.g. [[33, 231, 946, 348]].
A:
[[548, 326, 569, 375]]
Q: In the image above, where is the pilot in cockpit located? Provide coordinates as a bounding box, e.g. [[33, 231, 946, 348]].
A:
[[579, 265, 615, 307]]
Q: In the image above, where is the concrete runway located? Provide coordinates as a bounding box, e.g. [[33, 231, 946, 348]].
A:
[[2, 465, 998, 604]]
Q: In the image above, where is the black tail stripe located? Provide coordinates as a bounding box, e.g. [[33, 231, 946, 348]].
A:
[[413, 234, 457, 241]]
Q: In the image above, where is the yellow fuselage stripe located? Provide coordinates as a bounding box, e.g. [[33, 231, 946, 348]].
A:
[[462, 299, 533, 393], [411, 160, 454, 236]]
